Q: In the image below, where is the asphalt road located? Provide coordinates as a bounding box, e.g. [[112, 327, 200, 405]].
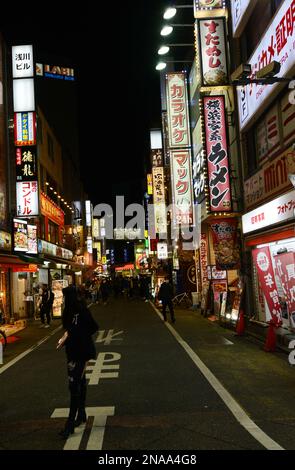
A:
[[0, 298, 294, 452]]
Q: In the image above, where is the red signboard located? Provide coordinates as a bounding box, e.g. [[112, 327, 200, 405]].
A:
[[252, 246, 282, 326], [203, 95, 231, 212], [40, 192, 65, 226]]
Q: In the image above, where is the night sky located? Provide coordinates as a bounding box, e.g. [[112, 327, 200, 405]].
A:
[[0, 1, 193, 207]]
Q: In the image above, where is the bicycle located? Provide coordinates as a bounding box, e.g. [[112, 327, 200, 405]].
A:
[[172, 292, 192, 309]]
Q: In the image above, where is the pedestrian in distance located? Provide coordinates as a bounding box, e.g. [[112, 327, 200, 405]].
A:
[[100, 279, 109, 305], [57, 285, 99, 439], [39, 284, 54, 328], [157, 277, 175, 323]]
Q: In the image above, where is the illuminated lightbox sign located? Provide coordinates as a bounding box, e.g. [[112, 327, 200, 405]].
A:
[[196, 17, 228, 86], [36, 63, 75, 81], [16, 181, 39, 217], [16, 146, 37, 182], [14, 112, 36, 146], [12, 45, 34, 78], [13, 218, 28, 252], [171, 149, 194, 226], [13, 78, 35, 112], [203, 95, 232, 212], [237, 0, 295, 131], [166, 72, 191, 148], [157, 242, 168, 260], [242, 189, 295, 234], [27, 224, 38, 254]]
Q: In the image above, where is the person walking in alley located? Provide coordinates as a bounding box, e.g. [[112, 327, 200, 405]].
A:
[[158, 277, 175, 323], [57, 285, 99, 439], [40, 285, 54, 328], [100, 278, 109, 305]]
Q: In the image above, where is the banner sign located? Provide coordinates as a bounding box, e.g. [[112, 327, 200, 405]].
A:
[[252, 246, 282, 325], [171, 149, 194, 226], [237, 0, 295, 130], [196, 17, 228, 86], [166, 72, 190, 148], [16, 146, 37, 182], [273, 251, 295, 329], [16, 181, 39, 216], [40, 192, 64, 226], [152, 167, 167, 234], [242, 189, 295, 234], [27, 224, 38, 255], [210, 219, 240, 270], [14, 112, 36, 146], [200, 233, 208, 285], [203, 95, 232, 212]]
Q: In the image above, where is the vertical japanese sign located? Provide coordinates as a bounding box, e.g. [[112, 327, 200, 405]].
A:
[[14, 112, 36, 146], [166, 72, 190, 148], [209, 218, 240, 270], [171, 149, 194, 226], [196, 17, 228, 86], [16, 147, 37, 181], [273, 251, 295, 329], [16, 181, 39, 216], [203, 95, 232, 212], [200, 233, 208, 286], [152, 167, 167, 234], [252, 247, 282, 326], [12, 45, 39, 218]]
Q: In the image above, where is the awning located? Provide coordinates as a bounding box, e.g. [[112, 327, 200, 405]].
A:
[[17, 253, 46, 265]]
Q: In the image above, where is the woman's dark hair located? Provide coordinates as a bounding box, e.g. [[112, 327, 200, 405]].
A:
[[62, 285, 86, 329]]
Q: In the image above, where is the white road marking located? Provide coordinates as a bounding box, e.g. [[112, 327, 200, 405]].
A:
[[96, 329, 124, 345], [86, 352, 121, 385], [51, 406, 115, 450], [222, 337, 234, 345], [149, 302, 284, 451], [0, 325, 62, 375]]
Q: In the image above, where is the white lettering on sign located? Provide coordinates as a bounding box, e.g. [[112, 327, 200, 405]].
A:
[[242, 189, 295, 234], [96, 330, 124, 345], [51, 406, 115, 450], [86, 352, 121, 385]]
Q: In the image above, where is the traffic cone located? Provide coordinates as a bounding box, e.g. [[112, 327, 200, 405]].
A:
[[235, 309, 245, 336], [264, 322, 276, 352]]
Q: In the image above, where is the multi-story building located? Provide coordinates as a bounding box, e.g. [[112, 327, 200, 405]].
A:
[[0, 38, 93, 325], [230, 0, 295, 343]]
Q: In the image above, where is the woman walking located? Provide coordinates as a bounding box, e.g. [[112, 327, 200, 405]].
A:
[[57, 285, 99, 438]]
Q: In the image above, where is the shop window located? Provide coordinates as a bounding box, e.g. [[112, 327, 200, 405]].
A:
[[48, 220, 59, 245], [39, 215, 46, 240]]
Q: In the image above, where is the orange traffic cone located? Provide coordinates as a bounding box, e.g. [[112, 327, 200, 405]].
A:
[[235, 309, 245, 336], [264, 322, 276, 352]]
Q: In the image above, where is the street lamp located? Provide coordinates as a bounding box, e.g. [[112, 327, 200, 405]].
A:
[[158, 46, 170, 55], [157, 43, 194, 56], [163, 5, 193, 20], [160, 23, 193, 37], [155, 59, 193, 71]]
